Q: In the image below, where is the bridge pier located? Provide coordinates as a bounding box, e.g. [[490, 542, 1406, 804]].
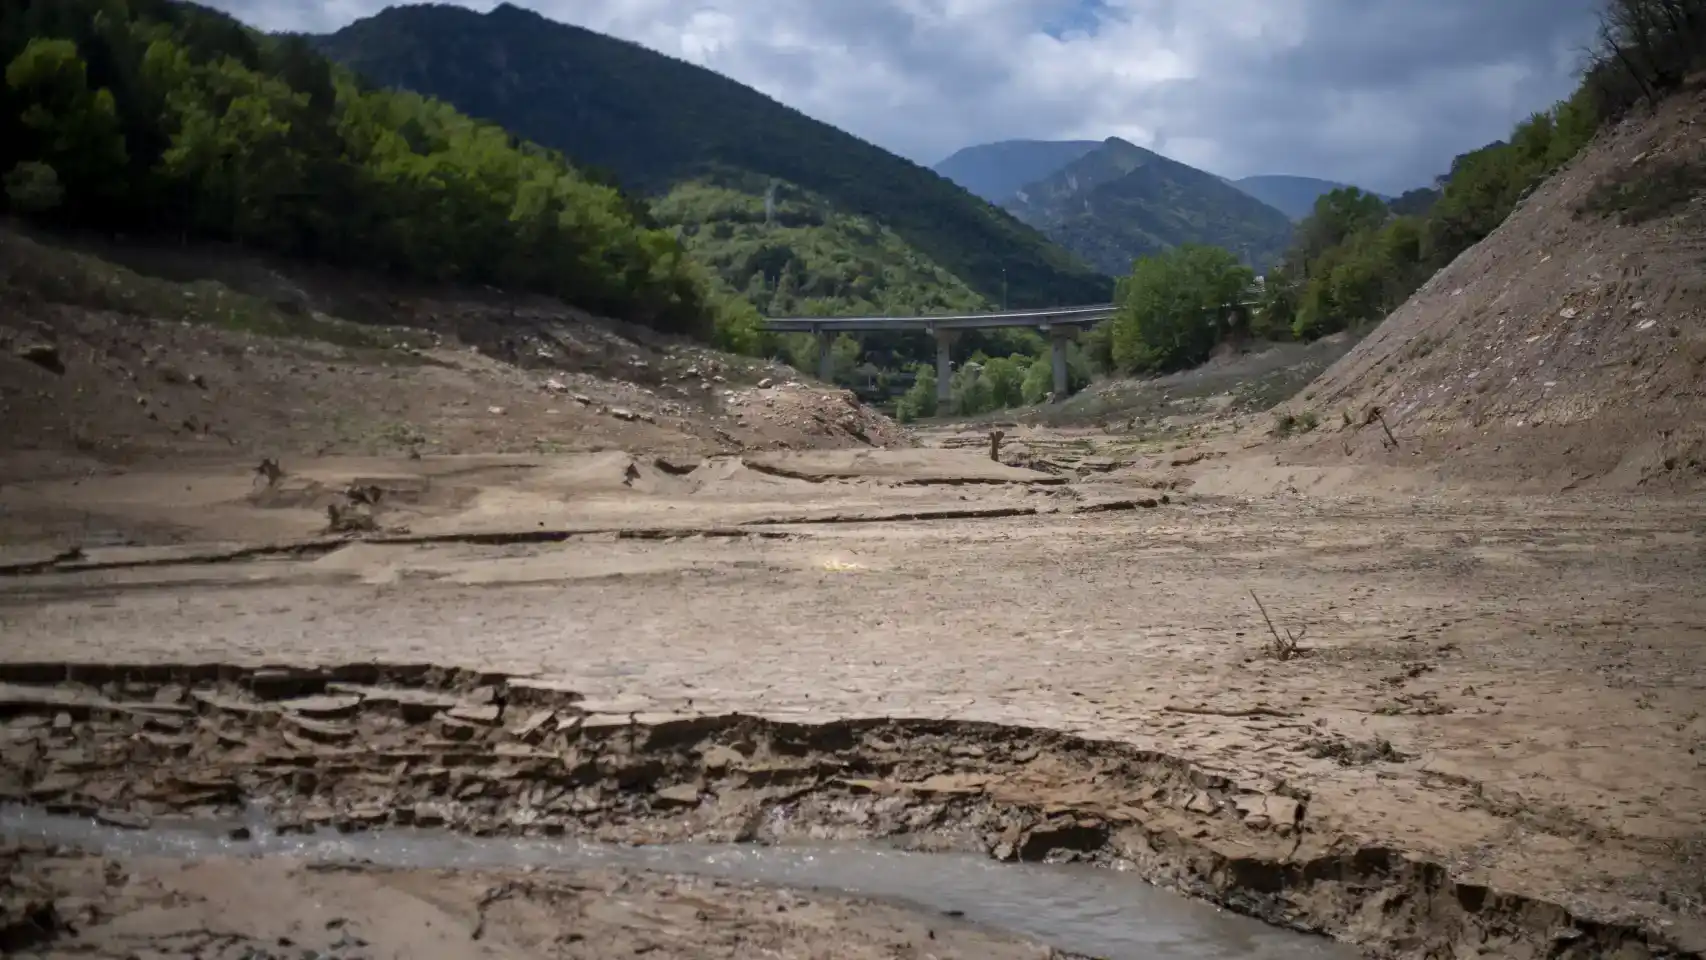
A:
[[815, 329, 833, 383], [933, 329, 955, 404], [1049, 325, 1076, 401]]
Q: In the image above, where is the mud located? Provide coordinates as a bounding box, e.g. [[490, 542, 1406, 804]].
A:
[[2, 841, 1084, 960], [2, 808, 1354, 959], [3, 436, 1706, 959], [0, 662, 1697, 959]]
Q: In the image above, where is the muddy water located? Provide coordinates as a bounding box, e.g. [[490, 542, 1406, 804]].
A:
[[1, 806, 1356, 959]]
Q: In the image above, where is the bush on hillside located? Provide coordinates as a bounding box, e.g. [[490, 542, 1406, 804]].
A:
[[0, 0, 728, 340]]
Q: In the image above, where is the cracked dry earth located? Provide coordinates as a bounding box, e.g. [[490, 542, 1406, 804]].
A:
[[1, 450, 1705, 959]]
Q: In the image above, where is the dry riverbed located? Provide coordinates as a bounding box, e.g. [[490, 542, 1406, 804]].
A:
[[1, 442, 1704, 959]]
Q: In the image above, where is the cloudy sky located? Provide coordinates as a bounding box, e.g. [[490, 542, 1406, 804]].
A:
[[211, 0, 1603, 195]]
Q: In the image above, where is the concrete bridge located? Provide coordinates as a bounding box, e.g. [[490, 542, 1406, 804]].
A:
[[762, 304, 1117, 403]]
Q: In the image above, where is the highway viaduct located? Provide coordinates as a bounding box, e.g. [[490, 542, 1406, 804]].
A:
[[760, 304, 1117, 404]]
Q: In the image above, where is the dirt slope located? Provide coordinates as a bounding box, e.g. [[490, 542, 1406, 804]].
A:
[[1285, 86, 1706, 491], [0, 225, 907, 482]]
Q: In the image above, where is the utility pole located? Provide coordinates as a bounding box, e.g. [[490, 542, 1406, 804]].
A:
[[1001, 265, 1008, 311]]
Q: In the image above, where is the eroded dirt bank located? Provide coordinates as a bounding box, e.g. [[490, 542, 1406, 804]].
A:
[[0, 662, 1697, 959]]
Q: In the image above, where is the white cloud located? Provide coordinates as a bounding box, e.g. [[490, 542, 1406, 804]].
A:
[[208, 0, 1602, 194]]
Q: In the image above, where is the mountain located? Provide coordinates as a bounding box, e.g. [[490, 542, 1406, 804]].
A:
[[1231, 175, 1358, 221], [932, 140, 1103, 204], [1003, 138, 1295, 276], [313, 4, 1112, 307]]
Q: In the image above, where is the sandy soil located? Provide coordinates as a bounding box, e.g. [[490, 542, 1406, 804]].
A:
[[1, 436, 1703, 959], [2, 843, 1073, 959], [1278, 85, 1706, 493], [0, 224, 906, 485]]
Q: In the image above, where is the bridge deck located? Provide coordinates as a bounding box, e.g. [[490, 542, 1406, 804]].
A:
[[760, 304, 1116, 333]]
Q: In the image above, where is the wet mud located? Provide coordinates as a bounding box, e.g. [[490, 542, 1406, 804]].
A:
[[0, 662, 1695, 959]]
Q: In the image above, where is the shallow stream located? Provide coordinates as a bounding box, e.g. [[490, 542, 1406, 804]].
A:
[[2, 806, 1357, 959]]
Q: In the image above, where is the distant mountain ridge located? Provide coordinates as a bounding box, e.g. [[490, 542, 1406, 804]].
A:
[[997, 138, 1296, 276], [933, 140, 1103, 204], [314, 3, 1112, 306], [1231, 175, 1361, 221]]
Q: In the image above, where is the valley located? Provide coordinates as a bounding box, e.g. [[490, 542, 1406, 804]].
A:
[[3, 0, 1706, 957]]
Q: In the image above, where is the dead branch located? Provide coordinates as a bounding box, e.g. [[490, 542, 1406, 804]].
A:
[[1250, 590, 1307, 661]]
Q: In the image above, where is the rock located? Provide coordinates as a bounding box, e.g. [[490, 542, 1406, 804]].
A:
[[1234, 793, 1301, 831], [94, 809, 150, 830], [610, 408, 638, 421], [448, 703, 501, 725], [190, 690, 273, 717], [281, 713, 354, 743], [438, 716, 482, 741], [699, 745, 745, 772], [544, 378, 569, 393], [324, 684, 456, 722], [511, 709, 555, 742], [572, 394, 592, 405], [487, 406, 506, 416], [1183, 790, 1218, 815], [16, 342, 63, 374], [279, 694, 363, 720], [654, 783, 702, 808], [757, 378, 774, 389]]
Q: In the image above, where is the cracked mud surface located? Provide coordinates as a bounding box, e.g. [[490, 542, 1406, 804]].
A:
[[2, 443, 1705, 958]]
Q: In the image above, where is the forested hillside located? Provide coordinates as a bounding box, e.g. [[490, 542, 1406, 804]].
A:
[[0, 0, 748, 343], [314, 4, 1113, 310], [1090, 0, 1704, 385], [1005, 138, 1295, 276]]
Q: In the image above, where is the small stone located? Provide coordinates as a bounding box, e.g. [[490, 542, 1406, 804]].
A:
[[448, 703, 501, 725], [16, 342, 63, 374], [438, 716, 482, 741], [1184, 791, 1218, 815], [512, 709, 554, 742], [279, 694, 362, 719], [699, 745, 745, 772], [94, 809, 150, 830], [757, 378, 774, 389], [281, 714, 354, 742], [654, 783, 702, 808]]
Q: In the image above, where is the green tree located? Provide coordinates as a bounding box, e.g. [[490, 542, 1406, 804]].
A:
[[1110, 244, 1255, 373], [5, 37, 126, 212], [4, 159, 60, 212], [980, 355, 1027, 409], [895, 363, 937, 422]]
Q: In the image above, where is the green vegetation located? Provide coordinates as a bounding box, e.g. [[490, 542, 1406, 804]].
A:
[[312, 3, 1111, 310], [1257, 0, 1706, 345], [1005, 138, 1294, 277], [1106, 244, 1256, 374], [0, 0, 736, 342]]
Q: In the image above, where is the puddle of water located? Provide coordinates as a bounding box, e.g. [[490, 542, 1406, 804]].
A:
[[2, 806, 1356, 960]]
